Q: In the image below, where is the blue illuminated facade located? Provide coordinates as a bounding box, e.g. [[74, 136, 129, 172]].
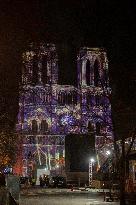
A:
[[16, 43, 113, 176]]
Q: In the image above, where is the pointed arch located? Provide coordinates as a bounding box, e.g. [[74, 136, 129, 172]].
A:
[[40, 120, 48, 133], [67, 92, 72, 105], [41, 55, 47, 84], [96, 122, 101, 135], [95, 94, 100, 106], [88, 121, 94, 133], [58, 92, 61, 104], [32, 119, 38, 133], [86, 59, 91, 86], [28, 136, 35, 144], [58, 92, 66, 105], [32, 55, 38, 85], [94, 59, 100, 86], [61, 92, 64, 105], [72, 90, 77, 105]]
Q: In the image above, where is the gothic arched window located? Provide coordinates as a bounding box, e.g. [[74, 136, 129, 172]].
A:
[[86, 94, 94, 107], [45, 93, 50, 103], [88, 121, 94, 133], [90, 95, 94, 107], [94, 59, 100, 86], [96, 122, 101, 135], [58, 92, 61, 104], [67, 93, 72, 105], [72, 91, 77, 105], [32, 119, 38, 133], [41, 55, 47, 84], [86, 59, 90, 86], [40, 120, 48, 133], [61, 92, 65, 105], [28, 151, 33, 159], [104, 69, 108, 87], [32, 55, 38, 85], [99, 94, 103, 106], [32, 92, 36, 104], [29, 136, 35, 144], [86, 93, 90, 105], [95, 95, 100, 106]]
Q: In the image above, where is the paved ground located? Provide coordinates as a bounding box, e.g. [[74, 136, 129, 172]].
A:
[[19, 188, 120, 205], [20, 187, 115, 195], [20, 196, 119, 205]]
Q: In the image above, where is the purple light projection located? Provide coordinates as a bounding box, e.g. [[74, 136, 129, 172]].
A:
[[16, 44, 114, 176]]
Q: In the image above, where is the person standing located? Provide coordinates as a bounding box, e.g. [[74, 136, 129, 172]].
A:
[[31, 176, 36, 186], [39, 175, 43, 187]]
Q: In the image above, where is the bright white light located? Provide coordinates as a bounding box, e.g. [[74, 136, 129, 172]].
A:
[[90, 158, 95, 163], [45, 167, 47, 171], [106, 150, 111, 155], [56, 165, 59, 168]]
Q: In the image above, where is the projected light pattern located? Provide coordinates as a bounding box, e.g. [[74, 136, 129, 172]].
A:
[[16, 44, 113, 176]]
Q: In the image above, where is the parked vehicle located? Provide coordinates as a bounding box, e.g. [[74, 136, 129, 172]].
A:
[[66, 180, 78, 188], [56, 176, 67, 188], [49, 176, 66, 188], [20, 176, 28, 185]]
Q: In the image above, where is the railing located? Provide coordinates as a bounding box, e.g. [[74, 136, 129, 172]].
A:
[[0, 188, 18, 205], [9, 192, 18, 205]]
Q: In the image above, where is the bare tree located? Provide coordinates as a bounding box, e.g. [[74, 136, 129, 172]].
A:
[[0, 131, 18, 172]]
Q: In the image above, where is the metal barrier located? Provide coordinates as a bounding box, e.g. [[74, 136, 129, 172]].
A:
[[0, 187, 18, 205], [0, 187, 9, 205], [9, 192, 18, 205]]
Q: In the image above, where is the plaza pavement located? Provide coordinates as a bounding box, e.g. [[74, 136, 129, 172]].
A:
[[20, 187, 120, 205], [20, 187, 115, 195]]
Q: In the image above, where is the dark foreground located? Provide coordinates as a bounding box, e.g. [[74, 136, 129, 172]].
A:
[[20, 188, 120, 205]]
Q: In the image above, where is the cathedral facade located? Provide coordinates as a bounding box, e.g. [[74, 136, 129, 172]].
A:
[[16, 43, 113, 177]]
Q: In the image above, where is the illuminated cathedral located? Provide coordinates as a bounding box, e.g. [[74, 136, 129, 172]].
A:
[[15, 43, 114, 177]]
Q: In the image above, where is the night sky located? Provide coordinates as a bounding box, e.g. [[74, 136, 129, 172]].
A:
[[0, 0, 136, 136]]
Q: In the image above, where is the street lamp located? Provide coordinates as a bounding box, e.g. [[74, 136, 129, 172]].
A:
[[89, 158, 95, 187], [106, 150, 112, 193], [106, 150, 111, 156]]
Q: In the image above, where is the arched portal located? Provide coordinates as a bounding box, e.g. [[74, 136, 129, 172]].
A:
[[32, 119, 38, 134], [88, 121, 94, 133], [96, 122, 101, 135]]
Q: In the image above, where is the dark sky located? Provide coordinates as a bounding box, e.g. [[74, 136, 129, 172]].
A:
[[0, 0, 136, 134]]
